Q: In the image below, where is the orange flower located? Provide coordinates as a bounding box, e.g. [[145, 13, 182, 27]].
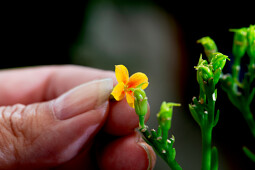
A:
[[111, 65, 149, 108]]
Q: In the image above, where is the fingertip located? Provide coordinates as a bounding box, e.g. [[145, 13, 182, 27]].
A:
[[98, 133, 156, 170]]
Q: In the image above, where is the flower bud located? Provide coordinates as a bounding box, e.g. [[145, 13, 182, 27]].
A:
[[197, 36, 218, 62], [134, 88, 148, 116], [247, 25, 255, 62], [197, 65, 213, 82], [230, 27, 248, 59], [157, 102, 181, 130], [210, 52, 229, 71]]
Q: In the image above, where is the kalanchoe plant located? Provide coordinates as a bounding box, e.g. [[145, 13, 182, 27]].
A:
[[111, 65, 182, 170], [220, 25, 255, 162], [198, 25, 255, 162], [189, 49, 229, 169]]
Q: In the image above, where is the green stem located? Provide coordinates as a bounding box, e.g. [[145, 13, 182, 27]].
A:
[[240, 106, 255, 138], [162, 128, 168, 148], [202, 81, 216, 170], [232, 59, 241, 81], [201, 127, 213, 170], [139, 115, 145, 129]]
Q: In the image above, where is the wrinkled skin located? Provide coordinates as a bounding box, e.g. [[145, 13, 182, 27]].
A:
[[0, 65, 156, 170]]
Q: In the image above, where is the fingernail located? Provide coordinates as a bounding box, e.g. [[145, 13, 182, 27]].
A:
[[135, 131, 156, 170], [137, 142, 156, 170], [53, 78, 113, 120], [138, 142, 156, 170]]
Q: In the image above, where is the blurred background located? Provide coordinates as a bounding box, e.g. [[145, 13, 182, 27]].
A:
[[1, 1, 254, 169]]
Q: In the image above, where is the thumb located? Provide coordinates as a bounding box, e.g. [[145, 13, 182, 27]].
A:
[[0, 79, 113, 169], [53, 78, 113, 120]]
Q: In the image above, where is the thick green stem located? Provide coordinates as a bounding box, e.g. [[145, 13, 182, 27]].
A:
[[140, 128, 182, 170], [201, 127, 213, 170], [201, 81, 216, 170], [240, 106, 255, 138], [167, 159, 182, 170]]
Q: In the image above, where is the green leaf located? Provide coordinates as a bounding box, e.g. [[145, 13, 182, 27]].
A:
[[213, 109, 220, 127], [248, 88, 255, 105], [211, 146, 219, 170], [169, 148, 176, 161], [196, 54, 208, 67], [189, 104, 201, 126]]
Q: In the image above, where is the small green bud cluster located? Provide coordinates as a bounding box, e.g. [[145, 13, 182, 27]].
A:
[[190, 50, 228, 128], [195, 53, 229, 95], [230, 25, 255, 66]]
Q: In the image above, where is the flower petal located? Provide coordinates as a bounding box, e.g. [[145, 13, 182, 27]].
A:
[[111, 82, 125, 101], [126, 91, 135, 108], [127, 72, 148, 89], [115, 65, 129, 84]]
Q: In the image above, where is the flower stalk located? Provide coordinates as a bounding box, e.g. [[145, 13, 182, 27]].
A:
[[189, 46, 229, 169]]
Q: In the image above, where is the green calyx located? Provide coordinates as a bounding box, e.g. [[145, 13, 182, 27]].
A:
[[134, 88, 148, 117], [211, 53, 230, 71]]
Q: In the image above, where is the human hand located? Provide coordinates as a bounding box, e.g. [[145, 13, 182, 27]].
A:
[[0, 65, 156, 170]]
